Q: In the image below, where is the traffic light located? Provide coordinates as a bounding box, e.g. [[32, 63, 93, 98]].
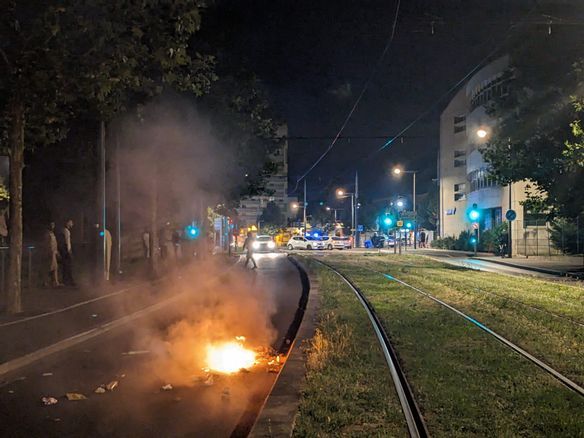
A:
[[470, 236, 477, 244], [405, 221, 413, 229], [381, 213, 395, 227], [468, 203, 480, 222], [185, 224, 200, 240]]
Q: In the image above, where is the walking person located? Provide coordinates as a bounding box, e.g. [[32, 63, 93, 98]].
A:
[[419, 229, 427, 248], [45, 221, 63, 287], [242, 231, 257, 269], [59, 219, 76, 287]]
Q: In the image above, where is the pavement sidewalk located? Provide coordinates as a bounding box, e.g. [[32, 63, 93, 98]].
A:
[[475, 255, 584, 278]]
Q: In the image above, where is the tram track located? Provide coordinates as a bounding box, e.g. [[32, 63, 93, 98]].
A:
[[323, 259, 584, 398], [310, 257, 429, 438]]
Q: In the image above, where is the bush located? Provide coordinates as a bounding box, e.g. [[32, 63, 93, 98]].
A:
[[433, 224, 508, 254], [549, 218, 583, 254]]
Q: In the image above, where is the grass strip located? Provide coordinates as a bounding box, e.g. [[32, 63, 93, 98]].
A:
[[321, 256, 584, 437], [328, 254, 584, 387], [293, 261, 408, 437]]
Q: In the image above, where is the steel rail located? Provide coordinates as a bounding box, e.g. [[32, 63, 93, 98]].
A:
[[311, 258, 428, 438], [349, 263, 584, 398]]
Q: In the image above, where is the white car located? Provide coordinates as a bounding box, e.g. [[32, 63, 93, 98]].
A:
[[253, 235, 277, 252], [286, 236, 324, 250], [321, 236, 352, 250]]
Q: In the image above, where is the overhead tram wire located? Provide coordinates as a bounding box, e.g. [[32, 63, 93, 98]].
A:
[[311, 1, 543, 192], [292, 0, 402, 193]]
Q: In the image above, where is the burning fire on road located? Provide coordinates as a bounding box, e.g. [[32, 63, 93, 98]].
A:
[[205, 336, 256, 374]]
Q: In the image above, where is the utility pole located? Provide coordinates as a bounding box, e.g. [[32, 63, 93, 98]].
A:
[[303, 179, 307, 234], [413, 171, 417, 249], [100, 121, 107, 281], [508, 138, 513, 258], [355, 171, 359, 248], [116, 134, 122, 275]]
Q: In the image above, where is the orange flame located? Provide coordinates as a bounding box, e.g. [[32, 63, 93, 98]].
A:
[[205, 337, 256, 374]]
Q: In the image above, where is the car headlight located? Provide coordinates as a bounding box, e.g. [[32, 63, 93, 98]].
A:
[[252, 242, 260, 249], [268, 241, 275, 249]]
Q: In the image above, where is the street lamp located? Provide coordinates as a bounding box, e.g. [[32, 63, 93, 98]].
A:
[[396, 199, 404, 208], [476, 128, 488, 139], [392, 167, 418, 248], [336, 188, 355, 239], [326, 206, 342, 222]]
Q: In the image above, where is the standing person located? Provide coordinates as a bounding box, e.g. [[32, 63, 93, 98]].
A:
[[142, 228, 151, 259], [45, 221, 63, 287], [242, 231, 257, 269], [59, 219, 76, 287], [419, 229, 427, 248]]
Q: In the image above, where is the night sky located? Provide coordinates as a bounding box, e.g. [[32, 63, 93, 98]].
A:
[[204, 0, 543, 205]]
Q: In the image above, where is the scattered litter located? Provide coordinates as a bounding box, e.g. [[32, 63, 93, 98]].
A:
[[222, 387, 230, 401], [91, 314, 98, 318], [54, 418, 62, 422], [15, 376, 26, 382], [105, 381, 118, 391], [42, 396, 59, 406], [8, 390, 14, 394], [204, 374, 214, 386], [173, 397, 182, 402], [94, 387, 106, 394], [66, 392, 87, 401], [42, 372, 53, 377], [118, 374, 126, 379], [161, 384, 173, 391], [122, 350, 150, 356]]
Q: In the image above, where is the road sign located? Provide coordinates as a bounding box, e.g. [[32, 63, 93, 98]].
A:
[[472, 222, 479, 230], [357, 225, 364, 232], [506, 209, 517, 221], [397, 220, 403, 227]]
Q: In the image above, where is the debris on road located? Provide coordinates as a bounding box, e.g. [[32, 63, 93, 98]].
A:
[[122, 350, 150, 356], [106, 381, 119, 391], [94, 386, 106, 394], [41, 396, 59, 406], [91, 314, 98, 318], [161, 384, 173, 391], [42, 372, 53, 377], [222, 387, 230, 401], [204, 374, 214, 386], [66, 392, 87, 401]]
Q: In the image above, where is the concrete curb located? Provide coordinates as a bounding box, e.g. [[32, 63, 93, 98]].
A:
[[475, 257, 583, 279], [250, 257, 320, 438]]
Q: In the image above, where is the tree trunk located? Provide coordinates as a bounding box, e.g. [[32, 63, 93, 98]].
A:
[[149, 144, 160, 278], [6, 100, 25, 314]]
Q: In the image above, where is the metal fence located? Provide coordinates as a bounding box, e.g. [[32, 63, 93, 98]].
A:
[[513, 219, 583, 257]]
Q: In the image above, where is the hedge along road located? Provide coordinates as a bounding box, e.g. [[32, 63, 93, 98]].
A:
[[307, 253, 584, 437]]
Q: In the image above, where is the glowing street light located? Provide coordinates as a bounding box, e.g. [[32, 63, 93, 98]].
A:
[[291, 202, 299, 210], [476, 128, 488, 139], [393, 167, 402, 175], [336, 189, 345, 197], [396, 199, 404, 208]]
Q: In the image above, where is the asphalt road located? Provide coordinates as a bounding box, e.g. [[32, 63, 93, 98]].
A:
[[0, 254, 303, 438]]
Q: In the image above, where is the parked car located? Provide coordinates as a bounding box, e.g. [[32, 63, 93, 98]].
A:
[[253, 235, 277, 252], [286, 235, 324, 250], [320, 236, 352, 250]]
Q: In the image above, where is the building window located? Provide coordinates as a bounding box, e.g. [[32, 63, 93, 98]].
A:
[[454, 183, 466, 192], [454, 159, 466, 168], [467, 168, 498, 192], [453, 114, 466, 134], [454, 150, 466, 158], [454, 193, 466, 202]]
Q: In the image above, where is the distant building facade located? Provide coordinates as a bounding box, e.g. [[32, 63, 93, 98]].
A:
[[237, 126, 296, 228], [439, 55, 537, 254]]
